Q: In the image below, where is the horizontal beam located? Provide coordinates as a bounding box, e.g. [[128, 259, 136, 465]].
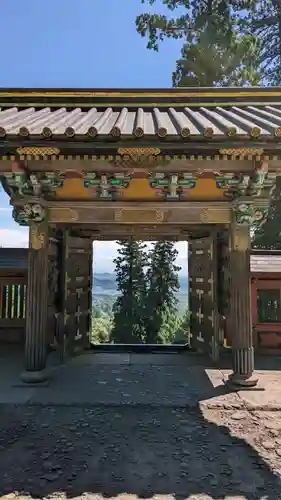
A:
[[46, 201, 232, 225]]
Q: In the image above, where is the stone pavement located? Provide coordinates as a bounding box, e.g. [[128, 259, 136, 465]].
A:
[[1, 350, 281, 409], [0, 351, 281, 499]]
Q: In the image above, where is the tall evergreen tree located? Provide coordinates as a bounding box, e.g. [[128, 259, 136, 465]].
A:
[[144, 241, 181, 344], [252, 176, 281, 249], [136, 0, 260, 86], [243, 0, 281, 85], [111, 240, 147, 343]]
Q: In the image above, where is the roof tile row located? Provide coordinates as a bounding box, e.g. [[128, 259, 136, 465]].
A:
[[0, 105, 281, 139]]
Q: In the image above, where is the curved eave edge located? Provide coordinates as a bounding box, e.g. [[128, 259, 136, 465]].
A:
[[0, 176, 12, 197]]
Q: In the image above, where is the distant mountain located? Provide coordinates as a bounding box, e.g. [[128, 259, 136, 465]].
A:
[[93, 272, 188, 295]]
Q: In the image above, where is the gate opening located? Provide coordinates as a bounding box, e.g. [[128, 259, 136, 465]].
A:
[[91, 240, 189, 347]]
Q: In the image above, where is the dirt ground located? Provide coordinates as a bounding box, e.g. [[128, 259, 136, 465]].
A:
[[0, 405, 281, 500]]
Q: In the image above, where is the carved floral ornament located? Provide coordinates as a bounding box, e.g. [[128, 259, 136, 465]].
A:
[[233, 203, 268, 226], [114, 147, 164, 169], [12, 203, 46, 226]]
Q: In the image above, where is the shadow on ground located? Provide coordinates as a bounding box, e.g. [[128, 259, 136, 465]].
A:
[[0, 349, 281, 498], [0, 404, 280, 498]]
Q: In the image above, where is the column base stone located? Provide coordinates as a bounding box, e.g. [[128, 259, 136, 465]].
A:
[[226, 372, 264, 391], [20, 369, 50, 385]]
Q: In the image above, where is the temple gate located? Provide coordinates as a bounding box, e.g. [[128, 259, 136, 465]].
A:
[[188, 235, 220, 360], [0, 86, 280, 388]]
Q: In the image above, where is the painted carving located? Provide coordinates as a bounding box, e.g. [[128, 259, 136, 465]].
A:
[[4, 172, 33, 198], [113, 149, 165, 170], [84, 173, 131, 200], [248, 170, 266, 197], [12, 203, 46, 226], [48, 208, 79, 223], [233, 203, 254, 225], [30, 225, 46, 250], [216, 174, 240, 199], [117, 147, 161, 157], [3, 172, 63, 199], [200, 208, 231, 224], [233, 203, 269, 226], [40, 173, 64, 193], [149, 172, 196, 200], [114, 208, 164, 224], [253, 206, 269, 227], [16, 147, 60, 156]]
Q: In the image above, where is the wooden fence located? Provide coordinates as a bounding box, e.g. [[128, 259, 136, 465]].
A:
[[0, 273, 27, 343]]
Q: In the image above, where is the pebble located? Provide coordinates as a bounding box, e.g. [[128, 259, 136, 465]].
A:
[[265, 420, 281, 430], [261, 440, 276, 450], [43, 471, 62, 482], [231, 411, 247, 420]]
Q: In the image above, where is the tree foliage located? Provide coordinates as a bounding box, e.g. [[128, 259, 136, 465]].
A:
[[136, 0, 261, 86], [252, 176, 281, 249], [110, 240, 147, 343], [242, 0, 281, 85], [145, 241, 181, 343]]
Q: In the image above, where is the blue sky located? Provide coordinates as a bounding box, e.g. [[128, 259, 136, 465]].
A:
[[0, 0, 187, 272]]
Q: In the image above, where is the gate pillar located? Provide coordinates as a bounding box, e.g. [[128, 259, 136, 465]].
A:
[[228, 223, 257, 387], [62, 231, 93, 356], [21, 221, 49, 382], [188, 235, 220, 360]]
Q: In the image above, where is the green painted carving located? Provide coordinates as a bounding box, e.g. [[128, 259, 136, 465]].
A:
[[84, 173, 100, 189], [178, 173, 197, 189], [4, 172, 33, 198], [3, 172, 64, 200], [234, 203, 269, 226], [148, 172, 196, 201], [233, 203, 255, 225], [216, 174, 240, 199], [253, 206, 269, 227], [84, 173, 131, 198], [12, 203, 46, 226], [40, 173, 64, 193], [248, 170, 266, 196]]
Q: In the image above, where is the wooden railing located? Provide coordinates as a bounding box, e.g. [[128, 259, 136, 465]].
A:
[[0, 275, 27, 343]]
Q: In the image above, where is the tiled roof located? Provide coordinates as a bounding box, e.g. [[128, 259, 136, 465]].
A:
[[250, 254, 281, 273], [0, 248, 280, 274], [0, 248, 28, 270], [0, 105, 281, 139]]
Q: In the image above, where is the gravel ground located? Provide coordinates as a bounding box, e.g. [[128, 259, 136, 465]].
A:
[[0, 405, 281, 500]]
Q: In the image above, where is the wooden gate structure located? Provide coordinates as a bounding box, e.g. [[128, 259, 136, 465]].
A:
[[189, 236, 220, 361], [0, 86, 280, 387]]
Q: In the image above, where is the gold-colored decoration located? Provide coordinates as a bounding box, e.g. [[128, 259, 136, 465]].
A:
[[16, 147, 60, 156], [2, 151, 281, 162], [227, 127, 237, 137], [219, 148, 264, 156], [196, 308, 204, 324], [29, 225, 46, 250], [117, 148, 161, 157], [49, 208, 79, 223], [208, 311, 215, 328], [231, 224, 251, 251], [200, 208, 231, 224], [113, 150, 164, 170], [251, 127, 261, 138], [3, 90, 281, 99], [114, 208, 164, 224]]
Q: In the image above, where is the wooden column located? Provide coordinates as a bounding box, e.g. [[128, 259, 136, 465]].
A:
[[228, 223, 257, 387], [21, 222, 49, 382]]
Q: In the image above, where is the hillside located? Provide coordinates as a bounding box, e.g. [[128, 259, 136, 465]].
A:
[[93, 272, 189, 315], [93, 272, 188, 295]]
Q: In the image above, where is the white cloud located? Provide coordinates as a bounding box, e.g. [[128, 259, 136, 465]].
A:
[[0, 229, 188, 273], [93, 240, 188, 273], [0, 228, 28, 248]]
